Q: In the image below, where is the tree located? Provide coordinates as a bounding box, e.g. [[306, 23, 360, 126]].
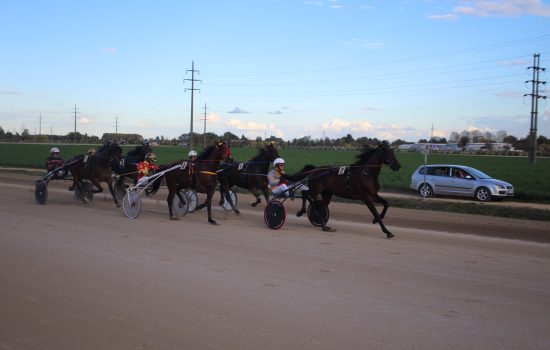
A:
[[449, 132, 459, 143], [458, 136, 469, 149], [222, 131, 239, 141]]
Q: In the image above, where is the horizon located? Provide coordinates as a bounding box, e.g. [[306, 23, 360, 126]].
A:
[[1, 0, 549, 142]]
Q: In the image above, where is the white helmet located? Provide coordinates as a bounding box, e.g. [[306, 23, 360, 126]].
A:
[[50, 147, 60, 154], [188, 150, 198, 157], [273, 157, 285, 167]]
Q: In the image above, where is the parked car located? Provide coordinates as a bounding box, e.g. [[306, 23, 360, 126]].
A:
[[410, 164, 514, 202]]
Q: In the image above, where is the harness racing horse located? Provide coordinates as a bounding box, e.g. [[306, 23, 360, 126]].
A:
[[115, 143, 153, 187], [153, 141, 232, 224], [66, 141, 124, 207], [287, 141, 401, 238], [217, 143, 279, 212]]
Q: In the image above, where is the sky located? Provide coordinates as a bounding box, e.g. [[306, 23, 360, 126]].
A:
[[1, 0, 549, 143]]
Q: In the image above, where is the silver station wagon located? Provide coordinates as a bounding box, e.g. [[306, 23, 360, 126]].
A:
[[410, 164, 514, 202]]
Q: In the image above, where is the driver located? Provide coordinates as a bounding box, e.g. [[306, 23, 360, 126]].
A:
[[45, 147, 66, 178], [188, 150, 198, 162], [136, 152, 159, 185], [268, 158, 310, 217]]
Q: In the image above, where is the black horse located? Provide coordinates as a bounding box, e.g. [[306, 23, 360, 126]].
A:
[[217, 143, 280, 212], [152, 141, 231, 224], [286, 141, 401, 238], [66, 141, 124, 207], [115, 143, 153, 187]]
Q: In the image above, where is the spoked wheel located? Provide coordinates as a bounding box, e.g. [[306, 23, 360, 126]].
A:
[[184, 189, 198, 213], [307, 201, 330, 227], [220, 189, 238, 211], [264, 200, 286, 230], [35, 181, 48, 205], [123, 190, 142, 218], [172, 190, 190, 217], [74, 181, 94, 202]]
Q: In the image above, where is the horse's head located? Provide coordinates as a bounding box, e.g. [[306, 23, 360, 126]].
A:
[[214, 141, 232, 162], [262, 143, 279, 161], [378, 141, 401, 171], [103, 141, 123, 162]]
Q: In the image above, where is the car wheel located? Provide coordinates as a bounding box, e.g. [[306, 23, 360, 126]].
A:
[[475, 186, 491, 202], [418, 183, 433, 198]]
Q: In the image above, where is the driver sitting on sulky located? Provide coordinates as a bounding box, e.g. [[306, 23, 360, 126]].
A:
[[136, 152, 159, 186], [268, 157, 310, 217], [45, 147, 66, 178]]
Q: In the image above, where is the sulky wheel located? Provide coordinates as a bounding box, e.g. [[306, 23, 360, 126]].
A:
[[264, 200, 286, 230], [123, 190, 142, 218], [221, 189, 238, 211], [172, 190, 190, 217], [34, 181, 48, 205], [307, 201, 330, 227], [184, 189, 198, 213]]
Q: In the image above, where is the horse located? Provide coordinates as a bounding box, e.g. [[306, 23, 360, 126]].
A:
[[152, 141, 231, 224], [217, 143, 280, 212], [286, 141, 401, 238], [66, 141, 124, 207]]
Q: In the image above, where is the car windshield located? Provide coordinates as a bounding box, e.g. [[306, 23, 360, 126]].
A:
[[465, 167, 491, 179]]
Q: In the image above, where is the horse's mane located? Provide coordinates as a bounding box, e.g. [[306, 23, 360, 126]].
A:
[[351, 144, 378, 166], [284, 164, 318, 182], [198, 145, 216, 160], [251, 144, 278, 163]]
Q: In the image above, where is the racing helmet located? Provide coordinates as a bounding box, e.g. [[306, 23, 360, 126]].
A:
[[188, 150, 198, 157], [145, 152, 156, 162], [273, 157, 285, 167], [142, 138, 150, 145], [50, 147, 60, 154]]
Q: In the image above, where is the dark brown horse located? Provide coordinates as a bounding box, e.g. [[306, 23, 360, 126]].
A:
[[154, 141, 231, 224], [286, 141, 401, 238], [217, 143, 280, 212], [66, 141, 123, 207]]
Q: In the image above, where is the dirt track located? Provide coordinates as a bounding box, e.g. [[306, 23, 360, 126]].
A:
[[1, 172, 550, 349]]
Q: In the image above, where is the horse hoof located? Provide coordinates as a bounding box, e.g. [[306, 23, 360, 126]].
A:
[[323, 227, 336, 232], [249, 202, 258, 208], [209, 220, 218, 225], [386, 233, 394, 239], [116, 203, 121, 208], [235, 210, 241, 216], [170, 216, 179, 221], [372, 218, 379, 224], [296, 209, 305, 217]]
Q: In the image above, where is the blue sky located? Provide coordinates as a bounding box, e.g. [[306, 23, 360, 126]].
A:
[[1, 0, 549, 142]]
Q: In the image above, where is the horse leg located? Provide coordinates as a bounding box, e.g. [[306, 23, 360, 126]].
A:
[[106, 179, 120, 207], [363, 198, 393, 238], [311, 193, 334, 232], [372, 194, 389, 224], [296, 189, 309, 217], [166, 185, 177, 220], [249, 187, 262, 207], [206, 190, 218, 225], [224, 189, 240, 215]]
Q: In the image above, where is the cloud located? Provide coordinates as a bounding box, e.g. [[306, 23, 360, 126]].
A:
[[225, 118, 284, 137], [428, 14, 459, 21], [322, 118, 374, 132], [227, 107, 250, 114], [268, 110, 282, 115], [498, 59, 530, 66], [0, 90, 23, 96], [432, 0, 550, 19], [342, 38, 384, 49], [79, 117, 91, 124], [100, 47, 118, 54]]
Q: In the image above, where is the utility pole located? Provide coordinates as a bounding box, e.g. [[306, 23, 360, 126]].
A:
[[525, 54, 547, 164], [115, 115, 119, 135], [201, 103, 209, 148], [38, 114, 42, 135], [73, 104, 79, 144], [184, 61, 201, 150]]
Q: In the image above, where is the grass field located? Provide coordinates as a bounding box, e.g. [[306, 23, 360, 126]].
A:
[[2, 142, 549, 202]]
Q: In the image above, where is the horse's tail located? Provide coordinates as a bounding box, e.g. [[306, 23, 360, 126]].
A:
[[284, 164, 318, 182]]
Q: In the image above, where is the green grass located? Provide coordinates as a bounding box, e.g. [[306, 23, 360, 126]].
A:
[[2, 143, 549, 202]]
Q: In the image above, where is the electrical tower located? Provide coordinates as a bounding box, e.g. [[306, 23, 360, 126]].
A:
[[184, 61, 201, 150], [525, 53, 547, 164], [38, 114, 42, 135], [201, 103, 210, 148], [73, 104, 79, 143], [115, 115, 119, 135]]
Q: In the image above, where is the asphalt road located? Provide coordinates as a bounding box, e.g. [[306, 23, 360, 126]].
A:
[[1, 172, 549, 350]]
